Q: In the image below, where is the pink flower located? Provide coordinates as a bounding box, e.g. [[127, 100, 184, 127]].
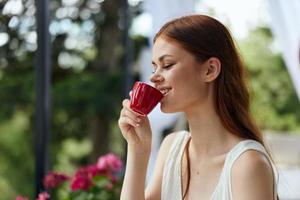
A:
[[43, 172, 70, 189], [71, 174, 92, 191], [70, 165, 99, 191], [85, 164, 100, 177], [16, 196, 29, 200], [97, 153, 123, 174], [36, 192, 50, 200]]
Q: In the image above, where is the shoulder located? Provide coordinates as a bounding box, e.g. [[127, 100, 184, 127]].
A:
[[231, 150, 275, 199], [233, 149, 273, 173]]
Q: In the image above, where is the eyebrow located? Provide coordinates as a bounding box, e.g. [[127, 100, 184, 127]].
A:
[[151, 54, 174, 65]]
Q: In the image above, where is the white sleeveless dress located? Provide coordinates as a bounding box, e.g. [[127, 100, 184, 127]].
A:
[[161, 131, 278, 200]]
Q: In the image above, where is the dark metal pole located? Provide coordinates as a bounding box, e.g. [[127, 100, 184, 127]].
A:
[[122, 0, 133, 98], [35, 0, 51, 196], [121, 0, 133, 164]]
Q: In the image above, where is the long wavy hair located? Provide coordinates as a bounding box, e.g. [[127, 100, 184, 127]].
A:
[[154, 15, 275, 199]]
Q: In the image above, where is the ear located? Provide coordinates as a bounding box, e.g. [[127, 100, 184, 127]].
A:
[[204, 57, 221, 82]]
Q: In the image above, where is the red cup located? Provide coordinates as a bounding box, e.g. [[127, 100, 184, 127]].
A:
[[130, 81, 163, 115]]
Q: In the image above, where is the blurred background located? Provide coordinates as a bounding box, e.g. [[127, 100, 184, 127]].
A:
[[0, 0, 299, 199]]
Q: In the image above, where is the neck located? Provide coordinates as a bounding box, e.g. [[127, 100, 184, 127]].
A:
[[184, 99, 239, 160]]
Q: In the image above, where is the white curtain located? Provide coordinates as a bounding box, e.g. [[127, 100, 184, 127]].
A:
[[266, 1, 300, 198], [140, 0, 197, 184], [266, 0, 300, 100]]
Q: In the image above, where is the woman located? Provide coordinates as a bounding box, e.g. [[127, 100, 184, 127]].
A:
[[118, 15, 277, 200]]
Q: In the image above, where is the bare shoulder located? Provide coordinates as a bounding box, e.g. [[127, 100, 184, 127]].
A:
[[232, 150, 273, 176], [231, 150, 275, 200], [145, 132, 180, 200]]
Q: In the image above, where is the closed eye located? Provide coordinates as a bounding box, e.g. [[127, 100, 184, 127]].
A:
[[164, 63, 175, 69], [152, 63, 175, 74]]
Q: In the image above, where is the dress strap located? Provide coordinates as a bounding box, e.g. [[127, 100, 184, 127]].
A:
[[161, 130, 190, 200], [223, 140, 278, 199]]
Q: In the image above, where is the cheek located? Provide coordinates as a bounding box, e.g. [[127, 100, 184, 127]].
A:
[[160, 68, 207, 112]]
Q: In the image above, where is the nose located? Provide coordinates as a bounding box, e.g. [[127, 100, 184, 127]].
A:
[[150, 70, 164, 84]]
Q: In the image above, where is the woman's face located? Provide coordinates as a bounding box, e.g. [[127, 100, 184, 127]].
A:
[[151, 37, 210, 113]]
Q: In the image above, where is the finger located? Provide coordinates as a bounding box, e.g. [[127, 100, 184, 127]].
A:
[[122, 108, 141, 124], [118, 117, 139, 128], [129, 91, 132, 99], [122, 99, 130, 108], [120, 107, 140, 124]]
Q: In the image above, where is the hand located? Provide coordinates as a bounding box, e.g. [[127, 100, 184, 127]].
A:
[[118, 98, 152, 154]]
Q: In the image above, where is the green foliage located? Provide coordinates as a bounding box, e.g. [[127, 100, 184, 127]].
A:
[[0, 71, 35, 121], [0, 112, 34, 199], [52, 72, 123, 138], [54, 138, 93, 174], [239, 27, 300, 131], [0, 0, 128, 198]]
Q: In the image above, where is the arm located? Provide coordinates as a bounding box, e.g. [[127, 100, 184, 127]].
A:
[[118, 98, 176, 200], [119, 99, 152, 200], [145, 133, 177, 200], [121, 132, 176, 200], [121, 146, 151, 200], [231, 150, 275, 200]]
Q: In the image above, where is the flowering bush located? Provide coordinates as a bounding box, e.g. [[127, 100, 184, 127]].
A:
[[17, 153, 123, 200]]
